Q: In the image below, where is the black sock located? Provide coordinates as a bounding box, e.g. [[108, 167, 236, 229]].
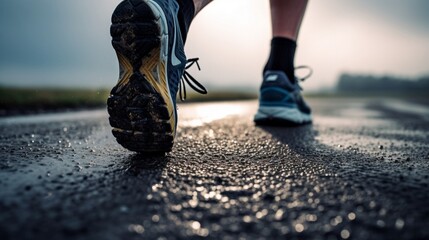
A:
[[263, 37, 297, 83], [176, 0, 195, 43]]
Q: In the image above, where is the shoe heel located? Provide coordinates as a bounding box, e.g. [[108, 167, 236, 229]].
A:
[[108, 0, 174, 153]]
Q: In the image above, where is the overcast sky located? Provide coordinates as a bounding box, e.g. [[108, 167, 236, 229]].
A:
[[0, 0, 428, 91]]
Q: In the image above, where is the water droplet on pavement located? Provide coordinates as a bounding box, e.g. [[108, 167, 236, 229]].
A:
[[152, 215, 160, 223], [275, 209, 284, 221], [191, 221, 201, 230], [395, 218, 405, 230], [341, 229, 350, 239], [294, 223, 304, 233], [128, 224, 144, 234], [120, 205, 128, 213], [347, 212, 356, 221]]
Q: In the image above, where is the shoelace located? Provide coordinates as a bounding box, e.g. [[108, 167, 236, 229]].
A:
[[179, 58, 207, 101], [295, 65, 313, 82], [294, 65, 313, 90], [178, 61, 311, 100]]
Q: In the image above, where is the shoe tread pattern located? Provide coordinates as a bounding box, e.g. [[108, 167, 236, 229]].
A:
[[108, 0, 173, 152]]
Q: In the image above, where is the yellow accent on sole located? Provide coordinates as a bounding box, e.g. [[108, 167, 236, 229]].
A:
[[139, 48, 176, 134], [116, 52, 133, 90]]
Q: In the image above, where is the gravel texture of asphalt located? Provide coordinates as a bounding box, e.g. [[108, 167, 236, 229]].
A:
[[0, 98, 428, 240]]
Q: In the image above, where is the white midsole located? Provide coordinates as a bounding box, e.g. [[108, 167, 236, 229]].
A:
[[254, 106, 312, 123], [145, 0, 176, 133]]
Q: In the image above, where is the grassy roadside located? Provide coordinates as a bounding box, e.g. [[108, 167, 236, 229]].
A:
[[0, 87, 111, 116]]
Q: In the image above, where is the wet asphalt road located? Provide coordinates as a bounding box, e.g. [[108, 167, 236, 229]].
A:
[[0, 98, 428, 240]]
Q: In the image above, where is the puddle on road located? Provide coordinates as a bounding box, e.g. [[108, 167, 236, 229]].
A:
[[0, 109, 107, 125]]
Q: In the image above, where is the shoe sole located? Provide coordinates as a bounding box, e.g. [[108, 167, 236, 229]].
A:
[[254, 106, 312, 126], [108, 0, 175, 153]]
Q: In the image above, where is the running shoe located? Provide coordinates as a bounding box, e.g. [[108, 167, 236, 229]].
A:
[[108, 0, 206, 152], [254, 68, 312, 126]]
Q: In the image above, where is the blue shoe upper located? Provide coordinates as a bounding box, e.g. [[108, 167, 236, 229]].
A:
[[152, 0, 187, 105], [152, 0, 206, 103], [259, 71, 311, 114]]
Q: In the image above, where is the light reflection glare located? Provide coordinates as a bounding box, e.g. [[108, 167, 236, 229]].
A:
[[179, 101, 256, 127]]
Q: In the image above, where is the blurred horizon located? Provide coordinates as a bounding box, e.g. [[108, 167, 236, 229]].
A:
[[1, 0, 428, 92]]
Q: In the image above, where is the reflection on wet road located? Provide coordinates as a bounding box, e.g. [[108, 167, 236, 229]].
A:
[[179, 101, 255, 127], [0, 98, 428, 239]]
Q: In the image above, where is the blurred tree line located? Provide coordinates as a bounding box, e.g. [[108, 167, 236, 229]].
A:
[[337, 74, 429, 94]]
